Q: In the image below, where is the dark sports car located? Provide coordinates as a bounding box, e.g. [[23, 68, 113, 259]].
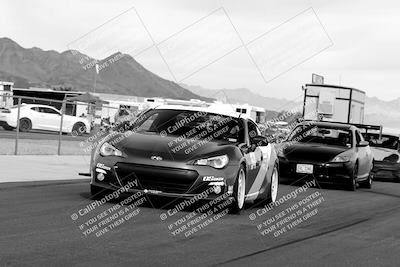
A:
[[90, 105, 279, 213], [278, 121, 373, 190]]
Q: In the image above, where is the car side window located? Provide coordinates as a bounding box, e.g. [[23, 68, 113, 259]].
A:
[[30, 107, 39, 112], [39, 107, 60, 115]]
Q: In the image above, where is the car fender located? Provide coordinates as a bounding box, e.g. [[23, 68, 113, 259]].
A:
[[75, 118, 91, 133], [245, 143, 276, 201], [4, 113, 17, 127], [9, 110, 32, 128], [64, 115, 90, 133]]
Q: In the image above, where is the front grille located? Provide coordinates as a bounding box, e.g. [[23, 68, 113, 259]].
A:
[[115, 163, 198, 194]]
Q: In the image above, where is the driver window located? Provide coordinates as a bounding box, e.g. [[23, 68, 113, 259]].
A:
[[39, 107, 60, 114]]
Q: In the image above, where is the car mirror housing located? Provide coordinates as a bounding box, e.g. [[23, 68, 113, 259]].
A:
[[357, 140, 369, 147], [251, 135, 269, 147]]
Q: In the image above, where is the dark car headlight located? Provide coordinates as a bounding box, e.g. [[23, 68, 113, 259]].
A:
[[99, 142, 124, 157], [194, 155, 229, 169]]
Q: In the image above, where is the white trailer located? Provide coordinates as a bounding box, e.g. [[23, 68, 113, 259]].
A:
[[302, 84, 366, 124]]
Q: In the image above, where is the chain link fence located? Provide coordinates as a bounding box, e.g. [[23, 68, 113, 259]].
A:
[[0, 94, 133, 155]]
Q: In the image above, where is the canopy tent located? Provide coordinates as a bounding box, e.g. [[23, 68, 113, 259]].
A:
[[66, 92, 108, 104]]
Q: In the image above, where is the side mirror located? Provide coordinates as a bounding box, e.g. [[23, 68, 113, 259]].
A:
[[251, 135, 269, 147], [357, 140, 369, 147]]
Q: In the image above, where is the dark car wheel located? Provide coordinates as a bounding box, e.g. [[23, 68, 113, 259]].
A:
[[72, 122, 86, 136], [19, 118, 32, 132], [253, 164, 279, 207], [268, 164, 279, 203], [359, 171, 373, 189], [229, 165, 246, 214], [347, 163, 358, 191]]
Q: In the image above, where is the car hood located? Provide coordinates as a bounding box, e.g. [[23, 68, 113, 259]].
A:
[[279, 142, 350, 163], [370, 147, 400, 163], [110, 131, 233, 162]]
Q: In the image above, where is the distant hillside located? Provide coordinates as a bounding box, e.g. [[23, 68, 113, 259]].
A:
[[0, 37, 209, 100], [364, 96, 400, 133], [181, 83, 300, 111]]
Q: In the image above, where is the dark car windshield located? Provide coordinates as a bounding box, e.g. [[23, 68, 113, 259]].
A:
[[288, 125, 353, 148], [124, 109, 244, 142], [363, 133, 399, 150]]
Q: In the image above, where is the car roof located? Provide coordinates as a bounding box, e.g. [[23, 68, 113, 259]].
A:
[[298, 121, 355, 130], [22, 104, 59, 109], [154, 104, 243, 119], [365, 132, 399, 139]]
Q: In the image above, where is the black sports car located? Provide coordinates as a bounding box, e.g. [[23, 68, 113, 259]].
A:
[[278, 121, 373, 190], [90, 105, 279, 213]]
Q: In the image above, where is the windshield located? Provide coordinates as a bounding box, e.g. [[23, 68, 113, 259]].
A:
[[288, 125, 353, 148], [124, 109, 244, 143], [363, 133, 399, 150]]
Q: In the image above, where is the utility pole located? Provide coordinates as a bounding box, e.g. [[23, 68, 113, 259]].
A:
[[94, 63, 99, 93]]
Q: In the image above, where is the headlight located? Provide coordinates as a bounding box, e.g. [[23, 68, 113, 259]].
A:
[[194, 155, 229, 169], [332, 154, 351, 163], [99, 142, 123, 157]]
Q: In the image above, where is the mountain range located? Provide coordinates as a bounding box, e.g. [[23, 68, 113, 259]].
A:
[[180, 84, 300, 111], [0, 37, 398, 132], [0, 37, 207, 100], [181, 83, 400, 132]]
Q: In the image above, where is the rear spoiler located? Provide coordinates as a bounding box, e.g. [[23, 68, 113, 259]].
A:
[[351, 123, 383, 139]]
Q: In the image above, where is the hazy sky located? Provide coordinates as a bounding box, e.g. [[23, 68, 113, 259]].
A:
[[1, 0, 399, 101]]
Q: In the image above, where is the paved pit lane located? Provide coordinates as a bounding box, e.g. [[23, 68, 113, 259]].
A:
[[0, 180, 399, 266]]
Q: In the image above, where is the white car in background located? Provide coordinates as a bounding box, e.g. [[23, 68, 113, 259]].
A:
[[0, 104, 90, 135]]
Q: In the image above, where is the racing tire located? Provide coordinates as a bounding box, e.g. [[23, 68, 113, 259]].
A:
[[229, 165, 246, 214], [267, 164, 279, 203], [347, 163, 358, 191], [359, 171, 373, 189], [72, 122, 86, 136], [19, 118, 32, 132]]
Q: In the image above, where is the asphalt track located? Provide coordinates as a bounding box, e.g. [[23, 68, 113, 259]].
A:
[[0, 179, 399, 266]]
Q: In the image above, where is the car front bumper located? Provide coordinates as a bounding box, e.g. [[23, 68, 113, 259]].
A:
[[372, 161, 400, 180], [91, 156, 240, 200], [279, 158, 353, 185]]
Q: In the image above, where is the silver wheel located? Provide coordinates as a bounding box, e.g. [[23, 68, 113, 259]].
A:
[[271, 166, 279, 202], [237, 168, 246, 209]]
